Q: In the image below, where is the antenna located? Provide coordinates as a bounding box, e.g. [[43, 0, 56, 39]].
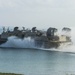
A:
[[3, 27, 5, 32]]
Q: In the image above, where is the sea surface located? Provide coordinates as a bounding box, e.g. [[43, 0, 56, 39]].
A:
[[0, 27, 75, 75], [0, 48, 75, 75]]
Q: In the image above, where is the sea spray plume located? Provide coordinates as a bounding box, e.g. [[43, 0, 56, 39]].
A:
[[71, 27, 75, 44], [54, 27, 75, 53], [0, 36, 36, 48], [62, 27, 71, 38]]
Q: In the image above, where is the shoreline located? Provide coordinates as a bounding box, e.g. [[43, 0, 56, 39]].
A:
[[0, 72, 23, 75]]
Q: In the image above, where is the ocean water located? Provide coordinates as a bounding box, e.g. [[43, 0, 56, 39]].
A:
[[0, 48, 75, 75], [0, 27, 75, 75]]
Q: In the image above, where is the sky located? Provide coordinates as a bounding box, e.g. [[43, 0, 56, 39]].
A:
[[0, 0, 75, 29]]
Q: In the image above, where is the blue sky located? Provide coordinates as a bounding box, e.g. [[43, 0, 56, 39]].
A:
[[0, 0, 75, 29]]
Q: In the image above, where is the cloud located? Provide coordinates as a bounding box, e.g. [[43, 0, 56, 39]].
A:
[[55, 0, 75, 8], [0, 0, 75, 28], [0, 0, 16, 8], [0, 0, 75, 9]]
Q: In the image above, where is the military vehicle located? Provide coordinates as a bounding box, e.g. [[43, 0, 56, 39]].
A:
[[0, 27, 72, 48]]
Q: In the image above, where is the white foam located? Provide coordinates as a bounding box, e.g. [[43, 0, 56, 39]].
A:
[[52, 27, 75, 53], [0, 36, 36, 48]]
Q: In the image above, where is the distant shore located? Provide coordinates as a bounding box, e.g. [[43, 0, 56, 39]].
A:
[[0, 72, 23, 75]]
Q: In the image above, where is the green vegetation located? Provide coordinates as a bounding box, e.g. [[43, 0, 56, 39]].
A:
[[0, 73, 23, 75]]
